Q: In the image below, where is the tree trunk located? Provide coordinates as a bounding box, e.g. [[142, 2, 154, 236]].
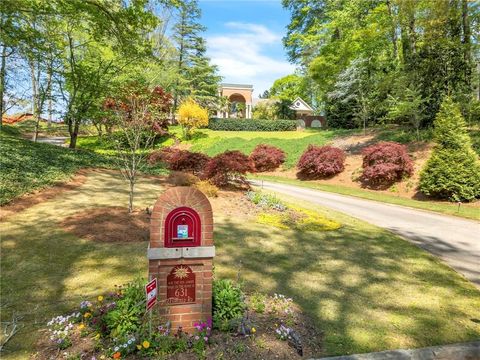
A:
[[386, 0, 398, 61], [47, 65, 52, 127], [29, 59, 40, 142], [128, 180, 135, 213], [69, 120, 79, 149], [0, 44, 6, 128]]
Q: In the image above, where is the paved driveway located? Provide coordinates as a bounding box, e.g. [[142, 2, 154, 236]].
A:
[[251, 180, 480, 287]]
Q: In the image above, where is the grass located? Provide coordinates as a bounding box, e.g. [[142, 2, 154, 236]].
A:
[[0, 131, 113, 205], [171, 126, 356, 168], [251, 175, 480, 221], [9, 120, 97, 137], [0, 130, 167, 205], [1, 170, 479, 358]]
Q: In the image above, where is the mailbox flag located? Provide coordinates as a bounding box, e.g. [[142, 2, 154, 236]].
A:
[[145, 278, 157, 311]]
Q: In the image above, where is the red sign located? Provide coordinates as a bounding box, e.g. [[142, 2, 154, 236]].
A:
[[166, 265, 195, 305], [145, 278, 157, 311]]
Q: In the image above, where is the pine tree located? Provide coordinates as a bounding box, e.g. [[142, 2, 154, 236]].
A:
[[419, 97, 480, 201], [186, 38, 221, 112], [172, 0, 220, 113]]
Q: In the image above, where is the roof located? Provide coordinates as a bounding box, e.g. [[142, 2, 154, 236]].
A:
[[252, 98, 279, 107], [289, 97, 314, 112], [221, 83, 253, 90]]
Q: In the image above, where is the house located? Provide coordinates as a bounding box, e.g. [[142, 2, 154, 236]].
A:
[[217, 83, 254, 119], [289, 97, 326, 128]]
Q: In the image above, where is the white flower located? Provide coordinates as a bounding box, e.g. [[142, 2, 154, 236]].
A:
[[114, 346, 119, 351]]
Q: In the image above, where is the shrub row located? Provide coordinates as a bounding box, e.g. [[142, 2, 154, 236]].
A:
[[149, 144, 287, 188], [208, 118, 296, 131], [296, 142, 414, 187]]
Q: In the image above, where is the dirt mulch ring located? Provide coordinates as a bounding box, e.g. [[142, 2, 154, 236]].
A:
[[0, 169, 90, 221], [60, 206, 150, 243]]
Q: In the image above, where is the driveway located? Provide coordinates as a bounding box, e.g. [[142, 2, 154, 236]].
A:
[[251, 180, 480, 287], [36, 136, 68, 146]]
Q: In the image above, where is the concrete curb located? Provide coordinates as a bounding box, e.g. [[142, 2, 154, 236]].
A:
[[312, 341, 480, 360]]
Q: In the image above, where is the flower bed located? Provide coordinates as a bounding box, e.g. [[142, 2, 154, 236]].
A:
[[36, 280, 322, 359], [246, 191, 341, 231]]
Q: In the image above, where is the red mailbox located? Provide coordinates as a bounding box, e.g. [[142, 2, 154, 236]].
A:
[[164, 206, 201, 248]]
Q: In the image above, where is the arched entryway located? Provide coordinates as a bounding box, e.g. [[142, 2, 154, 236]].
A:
[[229, 93, 246, 118], [217, 83, 253, 119]]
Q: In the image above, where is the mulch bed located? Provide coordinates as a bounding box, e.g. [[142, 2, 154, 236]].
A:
[[60, 206, 150, 243]]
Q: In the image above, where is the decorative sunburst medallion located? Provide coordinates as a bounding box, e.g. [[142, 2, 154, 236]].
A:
[[173, 265, 190, 279]]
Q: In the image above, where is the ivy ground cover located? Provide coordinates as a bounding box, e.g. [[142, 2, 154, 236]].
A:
[[0, 171, 479, 358]]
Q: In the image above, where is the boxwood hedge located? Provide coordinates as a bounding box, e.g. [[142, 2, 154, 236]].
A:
[[208, 118, 296, 131]]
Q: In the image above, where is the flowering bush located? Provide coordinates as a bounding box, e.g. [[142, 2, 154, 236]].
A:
[[47, 312, 81, 349], [177, 98, 209, 138], [360, 142, 413, 186], [275, 324, 293, 341], [249, 144, 286, 172], [203, 151, 253, 187], [246, 191, 287, 211], [297, 145, 346, 179]]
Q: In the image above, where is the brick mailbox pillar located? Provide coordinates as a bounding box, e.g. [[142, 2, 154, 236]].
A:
[[148, 187, 214, 332]]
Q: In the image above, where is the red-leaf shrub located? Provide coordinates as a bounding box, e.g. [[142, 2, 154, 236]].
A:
[[147, 147, 178, 165], [147, 148, 210, 175], [168, 150, 210, 175], [203, 150, 253, 187], [296, 145, 346, 179], [249, 144, 286, 172], [360, 142, 414, 186]]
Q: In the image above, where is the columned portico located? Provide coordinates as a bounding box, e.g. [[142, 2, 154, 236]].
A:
[[217, 83, 253, 119]]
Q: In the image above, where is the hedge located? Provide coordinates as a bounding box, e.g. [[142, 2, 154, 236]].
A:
[[208, 118, 296, 131]]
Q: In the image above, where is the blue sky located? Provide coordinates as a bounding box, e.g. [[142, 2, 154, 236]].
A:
[[199, 0, 295, 97]]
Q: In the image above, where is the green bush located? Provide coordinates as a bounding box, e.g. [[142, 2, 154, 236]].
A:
[[104, 279, 145, 338], [212, 279, 245, 331], [419, 98, 480, 201], [208, 118, 296, 131]]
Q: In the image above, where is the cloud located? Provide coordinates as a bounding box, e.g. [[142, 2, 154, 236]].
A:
[[206, 22, 295, 96]]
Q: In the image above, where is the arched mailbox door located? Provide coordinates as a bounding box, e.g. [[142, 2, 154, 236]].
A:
[[164, 207, 201, 248]]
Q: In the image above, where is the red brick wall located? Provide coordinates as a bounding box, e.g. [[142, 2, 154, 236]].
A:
[[149, 187, 214, 332]]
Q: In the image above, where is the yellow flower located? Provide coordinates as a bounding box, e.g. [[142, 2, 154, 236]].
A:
[[78, 324, 85, 330], [84, 312, 92, 318], [100, 356, 105, 360], [142, 340, 150, 349], [97, 295, 104, 302], [251, 327, 256, 333], [94, 333, 101, 340], [136, 345, 142, 350]]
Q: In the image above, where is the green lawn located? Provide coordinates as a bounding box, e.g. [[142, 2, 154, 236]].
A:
[[172, 126, 356, 168], [251, 175, 480, 221], [0, 131, 113, 205], [0, 130, 167, 205], [1, 170, 479, 358]]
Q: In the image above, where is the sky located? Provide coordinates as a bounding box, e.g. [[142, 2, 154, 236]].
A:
[[199, 0, 296, 97]]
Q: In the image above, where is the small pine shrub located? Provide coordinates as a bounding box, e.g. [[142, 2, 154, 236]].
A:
[[167, 150, 210, 175], [194, 180, 219, 198], [360, 142, 413, 186], [249, 144, 286, 172], [296, 145, 346, 179], [420, 98, 480, 201], [203, 150, 253, 188]]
